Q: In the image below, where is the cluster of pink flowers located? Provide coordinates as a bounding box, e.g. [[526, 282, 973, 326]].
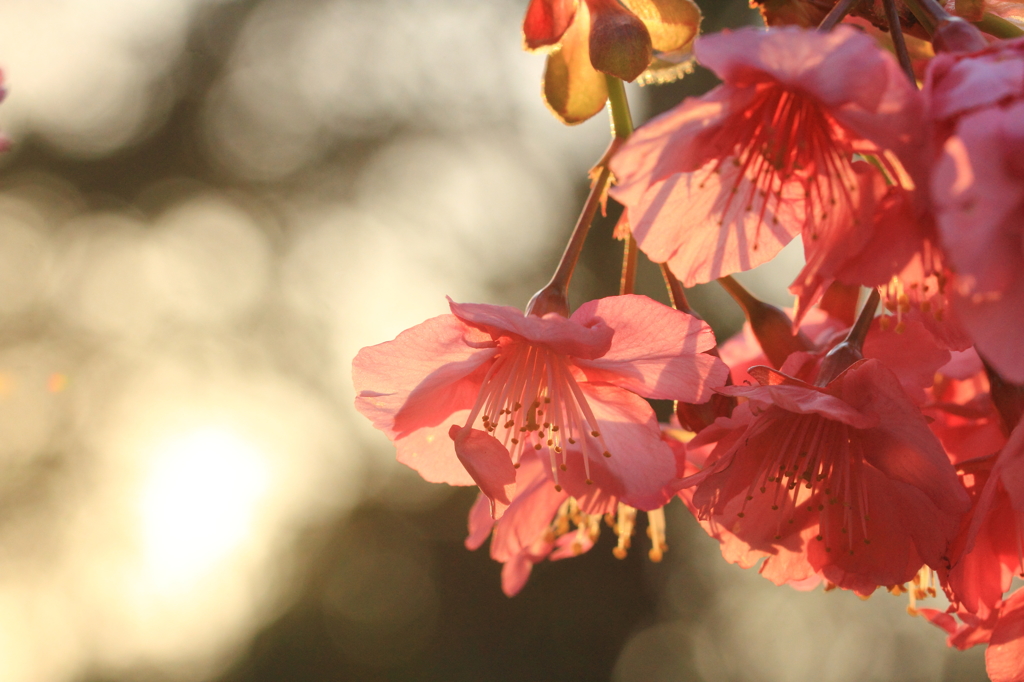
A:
[[353, 1, 1024, 680]]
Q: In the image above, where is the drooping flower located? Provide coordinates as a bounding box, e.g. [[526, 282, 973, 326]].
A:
[[609, 26, 923, 318], [682, 358, 970, 594], [353, 294, 727, 517], [681, 399, 822, 588], [523, 0, 702, 123]]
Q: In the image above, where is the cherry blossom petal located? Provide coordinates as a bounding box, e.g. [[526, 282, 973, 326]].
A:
[[451, 426, 518, 519], [833, 360, 969, 518], [949, 482, 1016, 617], [952, 278, 1024, 384], [391, 409, 475, 486], [927, 43, 1024, 122], [353, 313, 498, 427], [696, 27, 920, 153], [449, 298, 613, 359], [719, 383, 878, 429], [933, 106, 1024, 297], [574, 383, 678, 510], [810, 466, 923, 592], [757, 527, 821, 588], [571, 294, 726, 401], [465, 493, 495, 550], [490, 453, 568, 562], [628, 161, 803, 286], [609, 86, 739, 208], [501, 549, 543, 597], [988, 589, 1024, 682], [863, 318, 950, 404]]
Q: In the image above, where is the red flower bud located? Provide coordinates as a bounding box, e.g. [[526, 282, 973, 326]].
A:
[[585, 0, 653, 82]]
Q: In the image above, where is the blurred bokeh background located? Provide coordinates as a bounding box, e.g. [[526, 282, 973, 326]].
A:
[[0, 0, 987, 680]]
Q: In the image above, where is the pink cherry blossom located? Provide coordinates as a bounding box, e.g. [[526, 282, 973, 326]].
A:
[[681, 400, 823, 588], [353, 294, 727, 517], [609, 26, 921, 317], [682, 358, 970, 594]]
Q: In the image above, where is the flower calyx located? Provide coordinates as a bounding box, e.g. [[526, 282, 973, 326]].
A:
[[815, 289, 879, 387]]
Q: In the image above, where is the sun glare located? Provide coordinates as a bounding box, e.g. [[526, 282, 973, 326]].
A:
[[140, 427, 271, 591]]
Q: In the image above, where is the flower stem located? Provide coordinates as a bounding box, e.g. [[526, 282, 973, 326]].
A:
[[605, 75, 634, 139], [884, 0, 918, 86], [903, 0, 942, 32], [529, 77, 638, 315], [606, 74, 638, 297], [661, 264, 692, 313], [818, 0, 861, 31], [526, 156, 615, 317], [974, 11, 1024, 38], [620, 235, 638, 296]]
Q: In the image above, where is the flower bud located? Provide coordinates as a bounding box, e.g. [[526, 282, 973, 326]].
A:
[[585, 0, 653, 82], [719, 276, 813, 369], [676, 393, 736, 433], [932, 16, 988, 52]]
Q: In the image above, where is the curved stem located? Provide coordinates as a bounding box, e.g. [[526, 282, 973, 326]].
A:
[[605, 75, 634, 139], [528, 78, 635, 316], [527, 159, 614, 317], [620, 234, 638, 296], [884, 0, 917, 86], [606, 74, 638, 297], [903, 0, 942, 32], [818, 0, 861, 30], [661, 263, 692, 313]]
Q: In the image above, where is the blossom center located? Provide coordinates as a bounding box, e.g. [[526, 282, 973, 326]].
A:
[[463, 341, 612, 487], [704, 84, 860, 242], [880, 261, 949, 332], [738, 410, 871, 556]]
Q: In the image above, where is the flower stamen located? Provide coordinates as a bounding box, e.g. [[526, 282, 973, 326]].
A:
[[461, 342, 614, 486]]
